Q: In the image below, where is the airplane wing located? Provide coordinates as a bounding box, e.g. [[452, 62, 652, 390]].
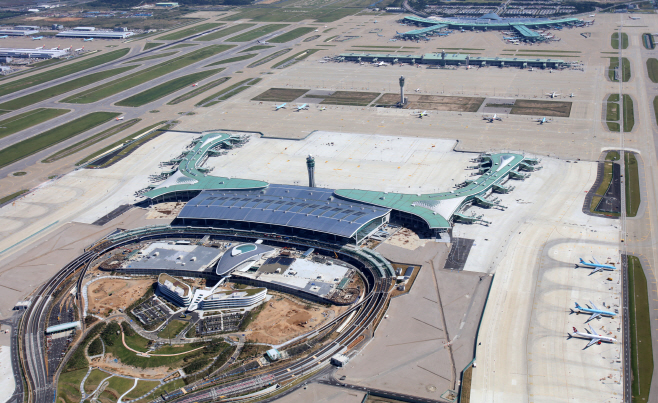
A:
[[593, 257, 601, 265], [590, 300, 598, 310], [588, 324, 600, 336], [587, 313, 601, 322], [586, 338, 601, 348], [589, 267, 602, 275]]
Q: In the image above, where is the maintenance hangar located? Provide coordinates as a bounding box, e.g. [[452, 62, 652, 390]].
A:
[[0, 48, 70, 59], [0, 27, 40, 36], [339, 52, 567, 69], [173, 184, 391, 245], [56, 30, 134, 39]]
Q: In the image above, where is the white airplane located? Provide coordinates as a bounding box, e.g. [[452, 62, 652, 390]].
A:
[[575, 257, 617, 275], [32, 36, 43, 40], [483, 114, 502, 123], [274, 103, 286, 110], [629, 15, 641, 20], [295, 104, 308, 111], [319, 106, 326, 111], [0, 35, 8, 39], [570, 301, 617, 323], [569, 93, 575, 98], [537, 117, 550, 124], [546, 91, 560, 98], [529, 67, 534, 71], [314, 29, 318, 32], [417, 111, 428, 118], [35, 45, 45, 49], [257, 40, 269, 44], [589, 14, 596, 17], [415, 88, 421, 92], [115, 116, 124, 121], [50, 46, 61, 50], [568, 325, 617, 349], [74, 46, 84, 52], [374, 61, 388, 67], [83, 38, 93, 42], [191, 83, 198, 87]]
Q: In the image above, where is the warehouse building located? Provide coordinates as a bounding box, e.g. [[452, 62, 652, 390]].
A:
[[0, 48, 69, 59], [0, 26, 40, 36], [56, 30, 134, 39]]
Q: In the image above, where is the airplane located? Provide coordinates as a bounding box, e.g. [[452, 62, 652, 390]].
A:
[[546, 91, 560, 98], [257, 40, 269, 44], [415, 88, 421, 92], [115, 116, 124, 121], [529, 67, 534, 71], [319, 106, 326, 111], [74, 46, 84, 52], [374, 61, 388, 67], [50, 46, 60, 50], [32, 36, 43, 40], [417, 111, 428, 118], [295, 104, 308, 111], [35, 45, 45, 49], [575, 257, 617, 275], [569, 93, 575, 98], [0, 35, 8, 39], [537, 117, 550, 124], [589, 14, 596, 17], [191, 83, 198, 87], [274, 103, 287, 110], [568, 325, 617, 349], [314, 29, 318, 32], [83, 38, 93, 42], [483, 114, 502, 123], [629, 15, 641, 20], [570, 301, 617, 323]]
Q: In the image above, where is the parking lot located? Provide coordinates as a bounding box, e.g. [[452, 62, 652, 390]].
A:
[[197, 312, 244, 336], [132, 297, 171, 327]]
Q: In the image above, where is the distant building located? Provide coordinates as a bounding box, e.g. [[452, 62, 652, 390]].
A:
[[157, 273, 192, 307], [51, 24, 63, 30], [156, 2, 180, 7], [198, 288, 267, 311], [46, 321, 80, 334], [0, 48, 69, 59], [386, 7, 404, 12], [0, 27, 40, 36], [72, 26, 96, 31], [331, 353, 350, 367], [266, 349, 281, 361], [56, 30, 134, 39]]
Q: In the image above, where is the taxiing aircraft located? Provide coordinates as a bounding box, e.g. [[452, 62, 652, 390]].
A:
[[576, 257, 617, 275], [319, 107, 326, 111], [537, 117, 550, 124], [257, 40, 269, 44], [629, 15, 641, 20], [0, 35, 8, 39], [415, 88, 421, 92], [295, 104, 308, 111], [483, 114, 502, 123], [570, 93, 575, 98], [274, 103, 287, 111], [32, 36, 43, 40], [74, 46, 84, 52], [546, 91, 560, 98], [83, 38, 94, 42], [416, 111, 428, 118], [568, 325, 617, 349], [570, 301, 617, 323], [116, 116, 124, 121], [35, 45, 45, 49]]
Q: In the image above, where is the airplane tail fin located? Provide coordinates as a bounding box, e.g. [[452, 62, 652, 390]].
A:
[[574, 302, 581, 309], [579, 258, 586, 264]]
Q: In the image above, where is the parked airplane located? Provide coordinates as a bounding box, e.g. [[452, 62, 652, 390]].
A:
[[629, 15, 641, 20], [257, 40, 269, 44], [319, 106, 326, 111], [589, 14, 596, 17], [32, 36, 43, 40], [83, 38, 93, 42], [576, 257, 617, 274], [191, 83, 198, 87], [537, 117, 550, 124], [417, 111, 428, 118], [569, 93, 575, 97], [115, 116, 124, 121], [528, 67, 534, 71], [546, 91, 560, 98], [570, 301, 617, 323], [74, 46, 84, 52], [50, 46, 60, 50], [35, 45, 45, 49], [0, 35, 8, 39], [415, 88, 421, 92], [295, 104, 308, 111], [274, 103, 286, 110], [568, 325, 617, 349], [483, 114, 502, 123], [374, 61, 388, 66]]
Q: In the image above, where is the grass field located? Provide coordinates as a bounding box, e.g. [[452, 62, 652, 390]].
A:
[[589, 155, 616, 213], [509, 100, 572, 117], [647, 58, 658, 83], [0, 112, 119, 169], [240, 45, 273, 53], [272, 49, 321, 68], [99, 377, 135, 401], [607, 57, 631, 82], [123, 380, 161, 400], [320, 91, 380, 106], [625, 152, 641, 217], [205, 54, 257, 67], [195, 23, 256, 41], [42, 119, 140, 163], [628, 255, 653, 402], [607, 122, 621, 132], [197, 78, 259, 106], [156, 23, 224, 40], [0, 189, 28, 205], [0, 66, 137, 112], [228, 24, 289, 42], [63, 45, 234, 104], [252, 88, 309, 102], [269, 27, 315, 43], [247, 48, 292, 68], [126, 51, 178, 63], [80, 121, 165, 166], [169, 43, 198, 49], [143, 42, 163, 50], [84, 369, 110, 394], [623, 94, 634, 132], [158, 320, 188, 339], [606, 100, 620, 121], [606, 150, 620, 161], [168, 76, 231, 104], [611, 32, 629, 49], [609, 94, 620, 102], [0, 108, 69, 140], [116, 68, 224, 107], [0, 48, 129, 98], [143, 379, 186, 401], [56, 368, 87, 403]]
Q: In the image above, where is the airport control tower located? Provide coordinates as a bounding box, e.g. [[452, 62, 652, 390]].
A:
[[306, 154, 316, 187], [399, 76, 406, 105]]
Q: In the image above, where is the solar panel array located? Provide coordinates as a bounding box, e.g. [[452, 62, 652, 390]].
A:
[[177, 184, 390, 238]]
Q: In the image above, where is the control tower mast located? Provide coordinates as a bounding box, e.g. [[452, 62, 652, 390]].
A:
[[306, 154, 316, 187]]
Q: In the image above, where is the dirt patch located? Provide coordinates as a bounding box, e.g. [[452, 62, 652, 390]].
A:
[[245, 295, 348, 345], [145, 202, 186, 219], [320, 91, 381, 106], [87, 278, 154, 316], [92, 353, 171, 379], [383, 227, 427, 250], [510, 99, 572, 117], [378, 93, 485, 112], [251, 88, 310, 102]]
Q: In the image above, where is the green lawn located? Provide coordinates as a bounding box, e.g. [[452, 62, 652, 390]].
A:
[[606, 150, 620, 161], [607, 122, 620, 132], [0, 108, 69, 140], [272, 49, 321, 68], [228, 24, 290, 42], [269, 27, 316, 43], [63, 45, 234, 104], [608, 57, 631, 82], [79, 121, 165, 166], [43, 119, 140, 163], [143, 42, 163, 50], [100, 376, 135, 402], [0, 66, 137, 112], [247, 48, 292, 68], [240, 45, 273, 53], [56, 368, 87, 403], [647, 58, 658, 83], [156, 23, 224, 40], [196, 78, 258, 106], [168, 76, 231, 104], [116, 68, 224, 107], [611, 32, 629, 49], [0, 189, 28, 205], [623, 94, 634, 132], [84, 369, 109, 394], [625, 152, 641, 217], [0, 48, 129, 98], [628, 255, 653, 402], [158, 320, 188, 339], [609, 94, 620, 102], [0, 112, 119, 169], [205, 54, 256, 67], [221, 5, 361, 23], [123, 380, 161, 400], [606, 101, 620, 122], [143, 379, 185, 401], [126, 51, 178, 63], [169, 43, 198, 49], [195, 23, 256, 41]]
